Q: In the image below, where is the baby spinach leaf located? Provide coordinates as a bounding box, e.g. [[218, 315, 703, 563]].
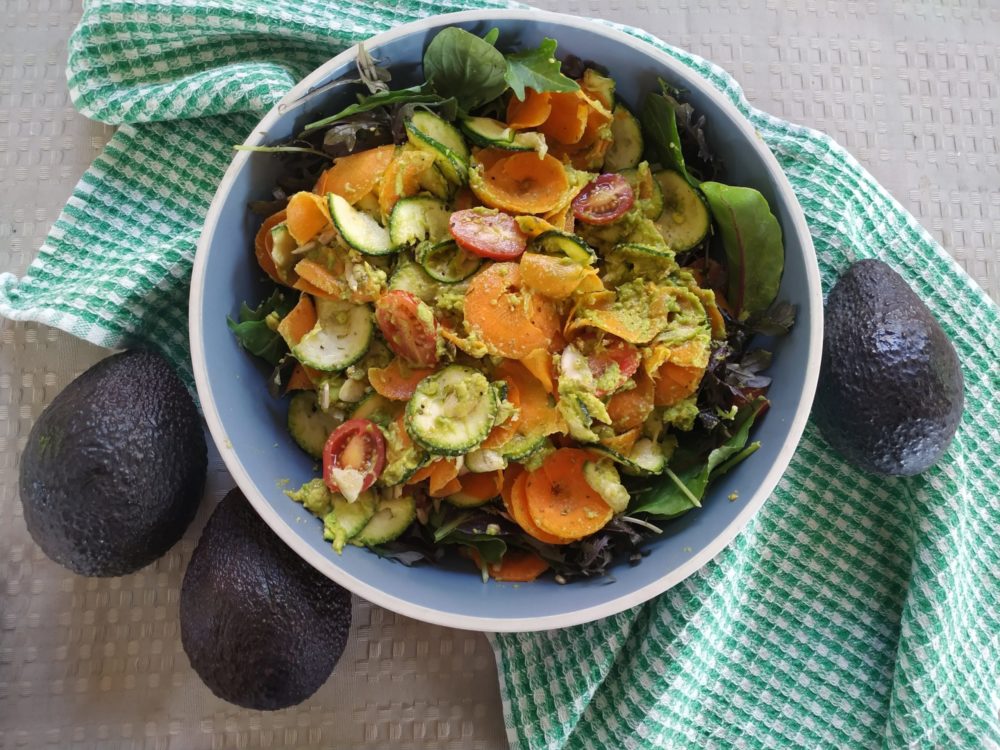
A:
[[699, 182, 784, 319], [423, 27, 508, 112], [226, 290, 296, 366], [640, 82, 696, 185], [504, 38, 580, 101], [630, 399, 765, 518], [482, 27, 500, 46]]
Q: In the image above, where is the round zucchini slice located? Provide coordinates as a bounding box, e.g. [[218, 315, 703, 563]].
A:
[[405, 111, 470, 186], [604, 105, 643, 172], [530, 230, 596, 265], [416, 239, 482, 283], [388, 195, 451, 247], [287, 391, 342, 459], [328, 192, 396, 255], [653, 170, 711, 251], [388, 258, 440, 305], [291, 297, 373, 372], [405, 365, 498, 455], [352, 493, 417, 546]]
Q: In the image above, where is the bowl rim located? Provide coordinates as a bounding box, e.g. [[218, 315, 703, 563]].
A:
[[190, 8, 823, 632]]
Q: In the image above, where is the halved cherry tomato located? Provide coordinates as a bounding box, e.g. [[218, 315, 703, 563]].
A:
[[587, 336, 641, 396], [449, 208, 528, 260], [375, 290, 438, 367], [571, 173, 634, 225], [322, 419, 387, 496]]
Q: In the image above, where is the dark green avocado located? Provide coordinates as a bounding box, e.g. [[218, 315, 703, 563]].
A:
[[814, 259, 964, 476], [19, 349, 206, 576], [180, 488, 351, 710]]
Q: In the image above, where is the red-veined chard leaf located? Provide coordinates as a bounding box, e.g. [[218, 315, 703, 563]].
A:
[[699, 181, 784, 319]]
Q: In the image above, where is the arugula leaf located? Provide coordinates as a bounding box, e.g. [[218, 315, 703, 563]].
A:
[[630, 400, 766, 518], [504, 38, 580, 101], [226, 290, 296, 366], [640, 82, 695, 185], [303, 85, 445, 131], [699, 182, 784, 319], [423, 27, 508, 112]]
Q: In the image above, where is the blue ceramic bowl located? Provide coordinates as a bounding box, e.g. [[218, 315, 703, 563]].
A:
[[191, 9, 822, 631]]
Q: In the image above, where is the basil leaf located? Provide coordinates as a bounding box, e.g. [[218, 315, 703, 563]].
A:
[[630, 400, 765, 518], [640, 83, 695, 185], [504, 38, 580, 101], [423, 27, 508, 112], [699, 182, 784, 318], [303, 85, 444, 131], [226, 290, 296, 366]]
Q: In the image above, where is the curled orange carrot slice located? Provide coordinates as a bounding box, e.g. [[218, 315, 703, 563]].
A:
[[254, 209, 287, 284], [525, 448, 612, 538], [519, 252, 589, 300], [506, 89, 553, 129], [314, 144, 395, 204], [285, 191, 331, 245], [369, 360, 435, 401], [606, 370, 655, 431], [276, 294, 317, 347], [471, 151, 569, 215], [464, 263, 560, 359], [510, 471, 572, 545], [488, 551, 550, 582], [537, 91, 590, 145]]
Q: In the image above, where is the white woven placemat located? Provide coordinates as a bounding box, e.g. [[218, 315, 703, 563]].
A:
[[1, 0, 997, 747]]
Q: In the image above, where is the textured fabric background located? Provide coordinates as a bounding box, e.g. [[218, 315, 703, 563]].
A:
[[0, 2, 996, 748]]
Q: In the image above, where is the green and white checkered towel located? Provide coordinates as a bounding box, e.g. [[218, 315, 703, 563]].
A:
[[3, 1, 997, 747]]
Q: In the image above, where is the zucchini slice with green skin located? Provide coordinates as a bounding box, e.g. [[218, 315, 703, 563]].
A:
[[531, 230, 596, 265], [405, 365, 498, 455], [323, 491, 376, 553], [653, 170, 711, 251], [604, 105, 644, 172], [353, 493, 417, 546], [328, 193, 396, 255], [459, 116, 548, 154], [351, 392, 397, 427], [388, 258, 439, 304], [287, 391, 342, 459], [498, 433, 547, 461], [418, 162, 454, 201], [620, 162, 664, 220], [416, 239, 482, 283], [614, 242, 674, 260], [591, 437, 667, 476], [388, 195, 451, 247], [582, 459, 630, 513], [445, 488, 494, 508], [269, 222, 298, 281], [464, 447, 508, 473], [292, 297, 373, 372], [405, 111, 470, 185]]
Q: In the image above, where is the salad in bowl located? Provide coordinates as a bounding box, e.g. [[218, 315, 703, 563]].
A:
[[227, 26, 792, 585]]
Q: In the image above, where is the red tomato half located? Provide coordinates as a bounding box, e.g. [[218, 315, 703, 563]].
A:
[[322, 419, 387, 496], [572, 173, 634, 225], [449, 208, 528, 260], [587, 335, 641, 396], [375, 290, 439, 367]]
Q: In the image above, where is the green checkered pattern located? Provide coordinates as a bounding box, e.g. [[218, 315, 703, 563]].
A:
[[1, 2, 996, 748]]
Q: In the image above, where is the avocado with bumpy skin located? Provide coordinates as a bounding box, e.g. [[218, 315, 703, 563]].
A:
[[814, 259, 964, 476], [19, 349, 206, 576], [180, 488, 351, 710]]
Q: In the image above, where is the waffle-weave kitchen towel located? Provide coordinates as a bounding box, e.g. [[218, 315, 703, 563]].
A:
[[0, 2, 996, 748]]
